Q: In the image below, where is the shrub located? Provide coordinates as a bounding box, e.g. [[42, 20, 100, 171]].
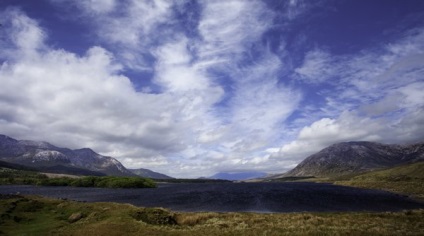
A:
[[37, 177, 73, 186], [94, 176, 156, 188], [70, 176, 98, 187]]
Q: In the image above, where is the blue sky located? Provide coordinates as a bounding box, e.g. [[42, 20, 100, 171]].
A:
[[0, 0, 424, 178]]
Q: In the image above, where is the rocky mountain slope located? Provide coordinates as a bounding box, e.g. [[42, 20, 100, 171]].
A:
[[129, 168, 174, 179], [0, 134, 134, 176], [284, 141, 424, 177]]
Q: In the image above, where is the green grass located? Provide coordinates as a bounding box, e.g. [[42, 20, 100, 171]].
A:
[[0, 194, 423, 235], [346, 162, 424, 180], [334, 162, 424, 200]]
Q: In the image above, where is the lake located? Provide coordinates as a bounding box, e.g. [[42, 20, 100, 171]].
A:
[[0, 182, 422, 213]]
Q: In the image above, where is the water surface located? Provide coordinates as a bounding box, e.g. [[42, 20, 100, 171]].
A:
[[0, 182, 422, 213]]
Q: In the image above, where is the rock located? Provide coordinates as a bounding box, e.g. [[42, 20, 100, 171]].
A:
[[68, 212, 83, 223]]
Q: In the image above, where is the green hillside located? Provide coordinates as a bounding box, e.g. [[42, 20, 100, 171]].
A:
[[0, 167, 156, 188], [335, 162, 424, 200]]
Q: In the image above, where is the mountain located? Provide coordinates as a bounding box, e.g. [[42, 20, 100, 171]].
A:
[[284, 141, 424, 178], [0, 134, 134, 176], [0, 159, 38, 172], [210, 171, 267, 181], [129, 168, 174, 179]]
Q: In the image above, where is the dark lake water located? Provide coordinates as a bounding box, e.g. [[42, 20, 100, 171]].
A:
[[0, 182, 423, 213]]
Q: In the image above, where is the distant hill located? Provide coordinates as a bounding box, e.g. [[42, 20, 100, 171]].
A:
[[129, 168, 174, 179], [210, 171, 267, 181], [283, 141, 424, 178], [0, 134, 136, 176]]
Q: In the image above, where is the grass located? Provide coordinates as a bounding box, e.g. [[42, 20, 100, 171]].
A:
[[0, 194, 423, 235], [333, 162, 424, 200]]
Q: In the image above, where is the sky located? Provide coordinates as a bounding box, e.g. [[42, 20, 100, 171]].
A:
[[0, 0, 424, 178]]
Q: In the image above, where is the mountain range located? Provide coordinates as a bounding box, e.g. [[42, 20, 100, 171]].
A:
[[281, 141, 424, 178], [129, 168, 174, 179], [209, 171, 267, 181], [2, 134, 423, 180], [0, 134, 169, 178]]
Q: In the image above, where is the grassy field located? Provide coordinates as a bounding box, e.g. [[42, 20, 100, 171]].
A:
[[0, 194, 423, 235], [334, 162, 424, 200]]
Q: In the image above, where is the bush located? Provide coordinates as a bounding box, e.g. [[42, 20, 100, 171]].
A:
[[37, 177, 73, 186], [94, 176, 156, 188], [70, 176, 98, 187]]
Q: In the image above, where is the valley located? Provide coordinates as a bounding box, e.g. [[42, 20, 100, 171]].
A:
[[1, 134, 424, 234]]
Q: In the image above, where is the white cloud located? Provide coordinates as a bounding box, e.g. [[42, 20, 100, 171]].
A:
[[0, 8, 46, 59], [197, 0, 273, 66], [276, 111, 392, 161], [229, 53, 301, 148], [51, 0, 176, 70], [0, 44, 189, 153], [77, 0, 117, 14], [0, 9, 190, 160], [295, 49, 334, 83], [153, 37, 211, 92], [101, 0, 174, 46]]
